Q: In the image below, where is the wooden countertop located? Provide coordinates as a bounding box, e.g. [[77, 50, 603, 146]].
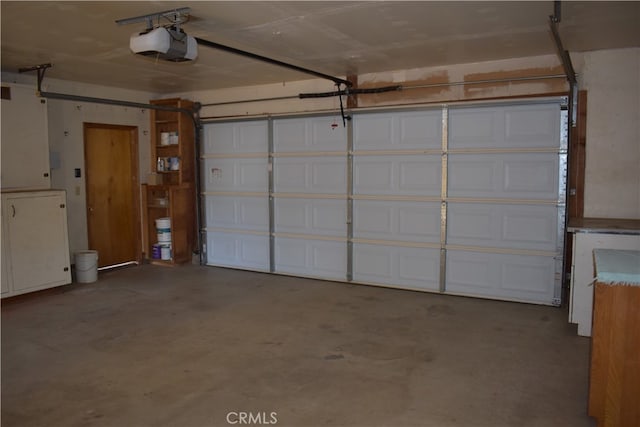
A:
[[567, 217, 640, 234]]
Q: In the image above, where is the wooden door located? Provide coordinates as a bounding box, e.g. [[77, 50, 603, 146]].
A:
[[84, 124, 141, 268]]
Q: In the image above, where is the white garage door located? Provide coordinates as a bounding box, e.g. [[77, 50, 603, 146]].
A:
[[272, 116, 348, 279], [203, 120, 270, 271], [203, 98, 567, 305], [352, 110, 442, 291]]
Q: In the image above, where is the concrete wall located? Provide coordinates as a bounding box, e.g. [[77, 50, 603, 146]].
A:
[[579, 48, 640, 218], [172, 54, 567, 118]]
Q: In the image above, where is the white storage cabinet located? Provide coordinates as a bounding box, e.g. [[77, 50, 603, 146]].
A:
[[1, 190, 71, 297]]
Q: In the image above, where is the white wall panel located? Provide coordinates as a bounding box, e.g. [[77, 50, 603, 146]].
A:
[[353, 200, 440, 243], [204, 121, 268, 154], [203, 158, 268, 192], [274, 238, 346, 279], [447, 203, 558, 251], [274, 157, 346, 194], [446, 250, 556, 304], [274, 198, 346, 236], [353, 110, 442, 150], [353, 244, 440, 290], [273, 116, 346, 152], [353, 155, 441, 196], [206, 232, 269, 271], [205, 196, 269, 232], [448, 153, 558, 199], [449, 104, 560, 149]]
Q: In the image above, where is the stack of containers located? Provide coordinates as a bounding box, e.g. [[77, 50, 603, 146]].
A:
[[155, 217, 172, 260]]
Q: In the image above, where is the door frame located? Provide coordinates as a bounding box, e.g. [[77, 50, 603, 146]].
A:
[[83, 122, 142, 266]]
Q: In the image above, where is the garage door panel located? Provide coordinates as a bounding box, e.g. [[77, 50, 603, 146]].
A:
[[274, 157, 346, 194], [448, 153, 559, 199], [204, 121, 268, 154], [354, 155, 441, 196], [312, 161, 346, 190], [354, 110, 441, 150], [353, 244, 440, 290], [202, 101, 565, 307], [449, 104, 560, 149], [502, 208, 557, 247], [354, 115, 393, 150], [503, 158, 558, 194], [447, 203, 558, 251], [446, 250, 556, 304], [273, 117, 346, 152], [353, 200, 440, 242], [275, 238, 346, 279], [504, 106, 560, 146], [205, 196, 269, 231], [203, 158, 267, 192], [274, 198, 346, 236], [449, 109, 500, 147], [206, 232, 269, 271]]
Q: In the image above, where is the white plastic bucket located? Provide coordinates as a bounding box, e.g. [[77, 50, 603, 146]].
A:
[[75, 250, 98, 283], [157, 230, 172, 242], [155, 217, 171, 229], [160, 244, 172, 260]]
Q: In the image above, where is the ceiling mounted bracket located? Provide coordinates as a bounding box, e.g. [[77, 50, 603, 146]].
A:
[[18, 63, 52, 95], [115, 7, 191, 30]]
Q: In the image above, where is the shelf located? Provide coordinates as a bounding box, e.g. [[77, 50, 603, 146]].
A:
[[144, 98, 196, 265]]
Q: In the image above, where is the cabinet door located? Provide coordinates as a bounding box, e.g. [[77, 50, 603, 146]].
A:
[[0, 84, 51, 190], [4, 194, 70, 292], [1, 225, 9, 294]]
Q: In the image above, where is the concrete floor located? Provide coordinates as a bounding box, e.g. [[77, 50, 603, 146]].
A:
[[2, 264, 594, 427]]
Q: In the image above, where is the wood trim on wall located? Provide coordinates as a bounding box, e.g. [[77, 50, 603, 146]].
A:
[[568, 90, 588, 220]]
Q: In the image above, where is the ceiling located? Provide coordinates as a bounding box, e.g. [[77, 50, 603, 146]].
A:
[[1, 1, 639, 93]]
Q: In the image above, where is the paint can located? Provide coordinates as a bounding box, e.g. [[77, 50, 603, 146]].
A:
[[75, 250, 98, 283], [151, 244, 162, 259], [155, 217, 171, 228], [155, 217, 172, 243], [160, 244, 172, 260], [169, 157, 180, 171]]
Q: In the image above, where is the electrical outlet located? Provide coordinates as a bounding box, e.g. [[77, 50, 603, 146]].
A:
[[75, 186, 80, 196]]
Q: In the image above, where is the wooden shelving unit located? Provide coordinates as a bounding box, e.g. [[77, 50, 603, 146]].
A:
[[143, 98, 196, 265], [150, 98, 195, 186]]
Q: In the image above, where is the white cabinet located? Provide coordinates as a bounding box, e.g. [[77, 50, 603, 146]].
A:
[[0, 83, 51, 190], [568, 218, 640, 336], [1, 191, 71, 297]]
